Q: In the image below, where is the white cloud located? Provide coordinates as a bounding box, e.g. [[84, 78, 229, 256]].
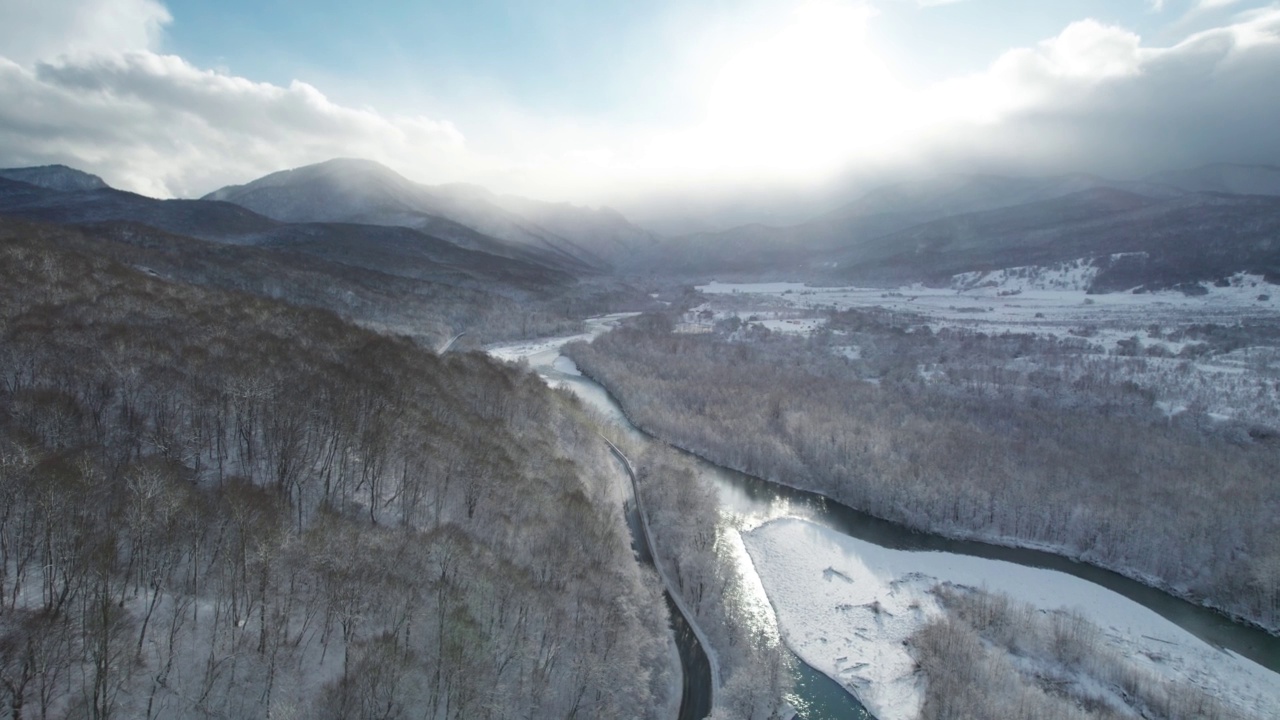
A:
[[0, 0, 170, 65], [0, 52, 469, 197], [1, 0, 1279, 205], [0, 0, 484, 197], [916, 8, 1280, 177]]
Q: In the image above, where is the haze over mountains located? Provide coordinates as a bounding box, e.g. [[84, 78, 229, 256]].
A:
[[648, 163, 1280, 289], [0, 162, 626, 348], [203, 158, 657, 274], [4, 155, 1280, 720], [4, 159, 1280, 297]]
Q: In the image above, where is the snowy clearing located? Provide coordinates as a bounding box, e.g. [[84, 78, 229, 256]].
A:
[[697, 274, 1280, 428], [486, 313, 639, 365], [743, 517, 1280, 720], [698, 273, 1278, 340]]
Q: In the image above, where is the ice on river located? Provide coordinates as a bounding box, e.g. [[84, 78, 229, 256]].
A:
[[743, 517, 1280, 720]]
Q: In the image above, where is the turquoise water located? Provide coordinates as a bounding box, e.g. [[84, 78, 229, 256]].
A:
[[789, 660, 874, 719]]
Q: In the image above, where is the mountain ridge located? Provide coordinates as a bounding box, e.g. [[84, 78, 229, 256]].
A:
[[0, 164, 110, 192], [205, 158, 657, 272]]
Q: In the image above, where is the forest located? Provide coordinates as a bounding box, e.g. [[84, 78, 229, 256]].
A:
[[910, 585, 1242, 720], [608, 432, 793, 720], [566, 314, 1280, 634], [0, 221, 676, 719]]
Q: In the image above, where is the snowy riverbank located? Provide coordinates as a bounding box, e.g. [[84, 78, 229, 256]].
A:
[[743, 517, 1280, 720]]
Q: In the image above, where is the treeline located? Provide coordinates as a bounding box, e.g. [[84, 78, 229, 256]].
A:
[[616, 434, 792, 720], [50, 218, 589, 348], [565, 319, 1280, 632], [0, 226, 673, 718], [911, 585, 1247, 719], [818, 307, 1280, 433]]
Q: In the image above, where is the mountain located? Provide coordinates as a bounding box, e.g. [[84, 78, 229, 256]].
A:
[[0, 171, 606, 346], [814, 172, 1183, 227], [645, 172, 1189, 276], [1145, 163, 1280, 196], [205, 158, 657, 272], [0, 169, 585, 284], [0, 175, 283, 240], [0, 163, 109, 192], [827, 188, 1280, 290]]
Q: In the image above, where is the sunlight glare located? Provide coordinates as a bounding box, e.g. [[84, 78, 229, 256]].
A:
[[701, 1, 915, 178]]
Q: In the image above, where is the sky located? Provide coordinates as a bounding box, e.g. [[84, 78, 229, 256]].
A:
[[1, 0, 1279, 206]]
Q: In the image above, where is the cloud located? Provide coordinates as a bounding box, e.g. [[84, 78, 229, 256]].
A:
[[0, 0, 170, 66], [0, 0, 489, 197], [2, 0, 1279, 206], [917, 9, 1280, 177], [0, 52, 469, 197], [1197, 0, 1242, 9]]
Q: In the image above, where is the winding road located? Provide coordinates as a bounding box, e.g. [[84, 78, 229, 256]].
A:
[[603, 435, 716, 720]]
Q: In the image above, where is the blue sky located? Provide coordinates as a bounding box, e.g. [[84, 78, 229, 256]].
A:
[[2, 0, 1279, 202], [156, 0, 1251, 116]]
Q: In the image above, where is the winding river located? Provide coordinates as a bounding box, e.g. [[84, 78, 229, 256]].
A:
[[490, 317, 1280, 719]]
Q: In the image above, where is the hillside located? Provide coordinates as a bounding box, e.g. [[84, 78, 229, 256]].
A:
[[205, 158, 657, 272], [1145, 163, 1280, 197], [830, 189, 1280, 290], [0, 164, 109, 192], [0, 214, 591, 352], [0, 176, 280, 241], [0, 169, 635, 345], [641, 166, 1280, 289], [0, 223, 674, 719]]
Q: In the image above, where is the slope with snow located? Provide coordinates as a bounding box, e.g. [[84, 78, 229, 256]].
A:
[[205, 158, 655, 271], [0, 164, 109, 192]]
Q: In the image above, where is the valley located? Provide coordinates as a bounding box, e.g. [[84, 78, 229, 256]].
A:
[[2, 158, 1279, 720]]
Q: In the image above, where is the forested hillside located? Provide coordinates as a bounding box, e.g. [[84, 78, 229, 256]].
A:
[[0, 223, 673, 718], [0, 215, 593, 349], [612, 435, 793, 720], [567, 319, 1280, 633]]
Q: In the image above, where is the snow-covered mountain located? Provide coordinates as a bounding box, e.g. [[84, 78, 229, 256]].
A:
[[646, 166, 1280, 284], [0, 164, 109, 192], [642, 173, 1180, 275], [0, 165, 580, 291], [824, 188, 1280, 290], [205, 159, 656, 272]]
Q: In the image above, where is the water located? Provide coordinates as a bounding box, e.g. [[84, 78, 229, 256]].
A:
[[790, 662, 874, 720], [493, 324, 1280, 718], [521, 340, 874, 718]]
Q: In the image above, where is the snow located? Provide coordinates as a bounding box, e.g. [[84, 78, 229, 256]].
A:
[[757, 318, 828, 334], [697, 272, 1279, 341], [698, 274, 1280, 426], [952, 258, 1102, 293], [491, 312, 1280, 718], [743, 517, 1280, 720], [552, 355, 582, 376], [485, 313, 639, 365]]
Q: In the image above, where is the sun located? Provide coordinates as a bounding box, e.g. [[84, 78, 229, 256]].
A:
[[700, 1, 914, 178]]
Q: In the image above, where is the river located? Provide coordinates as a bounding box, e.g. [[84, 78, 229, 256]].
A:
[[489, 317, 1280, 719]]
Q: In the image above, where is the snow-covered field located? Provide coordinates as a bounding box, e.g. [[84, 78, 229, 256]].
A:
[[743, 517, 1280, 720], [698, 273, 1280, 428], [698, 272, 1278, 339]]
